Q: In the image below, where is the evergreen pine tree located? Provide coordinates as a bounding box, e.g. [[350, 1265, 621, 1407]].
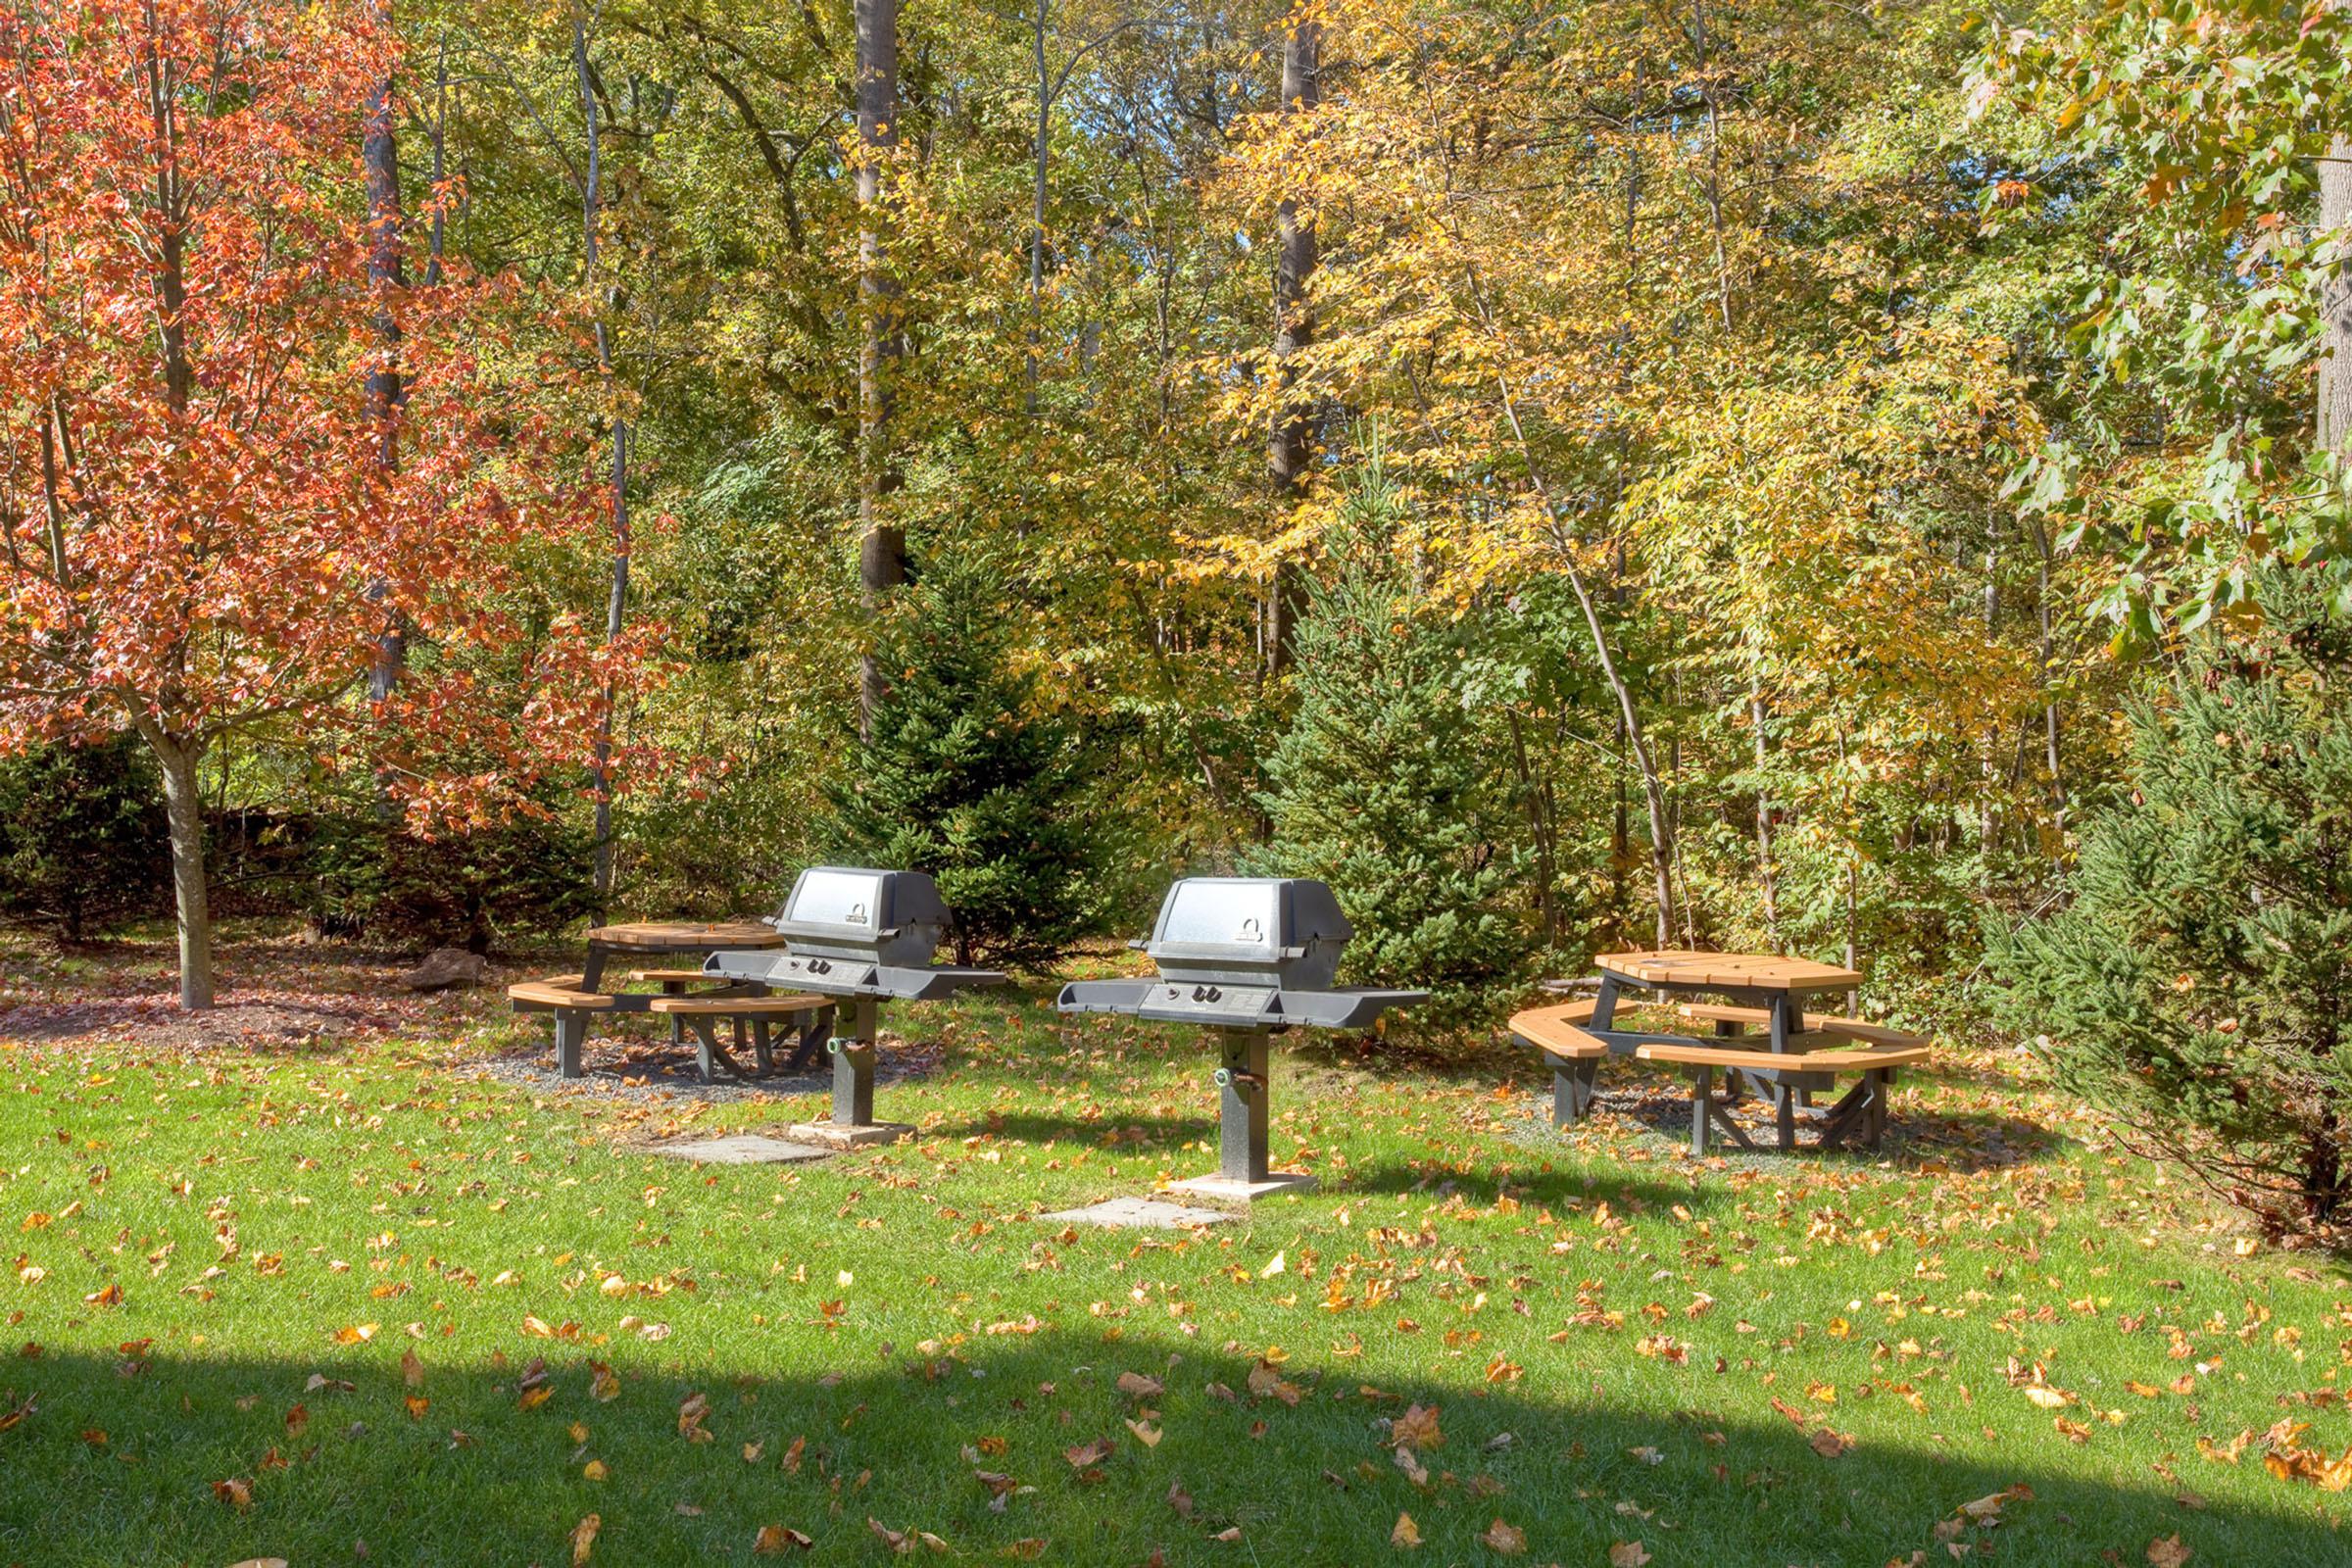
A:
[[1991, 561, 2352, 1240], [826, 550, 1103, 967], [1250, 451, 1533, 1013]]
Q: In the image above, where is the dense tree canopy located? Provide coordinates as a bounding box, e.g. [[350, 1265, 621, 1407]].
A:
[[4, 0, 2349, 1059]]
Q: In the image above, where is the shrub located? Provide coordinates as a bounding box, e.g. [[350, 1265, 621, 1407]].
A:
[[0, 733, 168, 939], [825, 550, 1110, 968], [1249, 458, 1534, 1015], [296, 807, 599, 953], [1990, 562, 2352, 1241]]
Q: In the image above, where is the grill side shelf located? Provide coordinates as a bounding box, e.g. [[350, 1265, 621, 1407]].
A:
[[1057, 978, 1154, 1014], [1277, 988, 1431, 1030]]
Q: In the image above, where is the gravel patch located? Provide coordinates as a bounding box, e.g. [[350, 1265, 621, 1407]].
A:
[[466, 1035, 944, 1107]]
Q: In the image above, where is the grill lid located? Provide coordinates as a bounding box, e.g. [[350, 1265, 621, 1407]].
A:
[[1145, 877, 1351, 988], [768, 866, 953, 967], [1059, 877, 1425, 1031], [705, 866, 1004, 1001]]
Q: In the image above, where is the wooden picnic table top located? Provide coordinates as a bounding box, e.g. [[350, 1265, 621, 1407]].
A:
[[1596, 949, 1862, 994], [584, 920, 787, 951]]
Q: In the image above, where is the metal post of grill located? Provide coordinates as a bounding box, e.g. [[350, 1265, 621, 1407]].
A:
[[830, 996, 880, 1128], [1213, 1028, 1272, 1184]]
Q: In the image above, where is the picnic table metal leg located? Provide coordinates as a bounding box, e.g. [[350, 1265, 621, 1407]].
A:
[[1591, 976, 1620, 1031], [1709, 1021, 1748, 1103], [1552, 1059, 1597, 1124], [580, 942, 612, 994], [752, 1018, 773, 1073], [1691, 1065, 1713, 1156], [663, 979, 685, 1049], [789, 1005, 833, 1072], [1770, 997, 1798, 1151], [554, 1010, 585, 1078]]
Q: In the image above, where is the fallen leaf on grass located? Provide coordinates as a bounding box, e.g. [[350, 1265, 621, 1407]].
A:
[[1391, 1403, 1443, 1449], [1608, 1544, 1651, 1568], [1391, 1512, 1422, 1547], [1808, 1428, 1851, 1459], [1957, 1485, 2031, 1522], [1166, 1480, 1195, 1518], [2147, 1536, 2191, 1568], [212, 1478, 253, 1510], [1480, 1519, 1526, 1555], [1125, 1418, 1162, 1447], [569, 1513, 600, 1565], [1063, 1437, 1116, 1469], [753, 1525, 812, 1553], [1002, 1540, 1048, 1559], [1246, 1359, 1300, 1406], [1115, 1371, 1163, 1399]]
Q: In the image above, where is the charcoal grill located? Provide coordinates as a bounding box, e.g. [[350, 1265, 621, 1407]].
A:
[[704, 866, 1005, 1147], [1058, 877, 1425, 1201]]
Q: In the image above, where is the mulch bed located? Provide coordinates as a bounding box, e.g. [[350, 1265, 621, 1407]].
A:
[[0, 989, 415, 1054]]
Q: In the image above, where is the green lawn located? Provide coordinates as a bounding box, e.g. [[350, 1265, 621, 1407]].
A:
[[2, 959, 2348, 1566]]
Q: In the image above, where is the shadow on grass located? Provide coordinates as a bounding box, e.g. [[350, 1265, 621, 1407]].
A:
[[0, 1331, 2335, 1567], [924, 1110, 1220, 1152]]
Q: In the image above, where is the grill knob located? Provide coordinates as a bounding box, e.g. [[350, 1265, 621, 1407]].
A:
[[1205, 986, 1223, 1003]]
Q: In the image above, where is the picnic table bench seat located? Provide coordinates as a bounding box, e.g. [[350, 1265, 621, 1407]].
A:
[[1675, 1002, 1926, 1050], [507, 977, 616, 1010], [1636, 1035, 1922, 1154], [645, 993, 828, 1017], [1510, 989, 1930, 1154], [1508, 998, 1603, 1057]]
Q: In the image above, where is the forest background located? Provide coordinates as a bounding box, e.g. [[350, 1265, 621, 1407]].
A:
[[5, 0, 2346, 1033]]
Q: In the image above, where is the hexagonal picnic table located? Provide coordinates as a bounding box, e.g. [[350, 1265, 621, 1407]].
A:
[[510, 921, 833, 1083], [1514, 950, 1930, 1153]]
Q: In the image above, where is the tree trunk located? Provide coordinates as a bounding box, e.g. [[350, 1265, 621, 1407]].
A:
[[1264, 14, 1319, 682], [142, 724, 215, 1010], [1693, 0, 1732, 333], [574, 11, 629, 898], [425, 31, 449, 287], [364, 0, 407, 819], [1749, 678, 1778, 950], [2321, 136, 2352, 453], [857, 0, 906, 734], [2034, 519, 2065, 848], [1027, 0, 1050, 416]]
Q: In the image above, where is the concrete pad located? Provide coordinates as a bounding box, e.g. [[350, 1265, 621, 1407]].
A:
[[656, 1134, 833, 1164], [1043, 1197, 1233, 1229], [1168, 1171, 1317, 1207], [784, 1119, 915, 1150]]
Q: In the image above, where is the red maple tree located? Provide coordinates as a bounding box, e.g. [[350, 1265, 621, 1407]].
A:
[[0, 0, 654, 1005]]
